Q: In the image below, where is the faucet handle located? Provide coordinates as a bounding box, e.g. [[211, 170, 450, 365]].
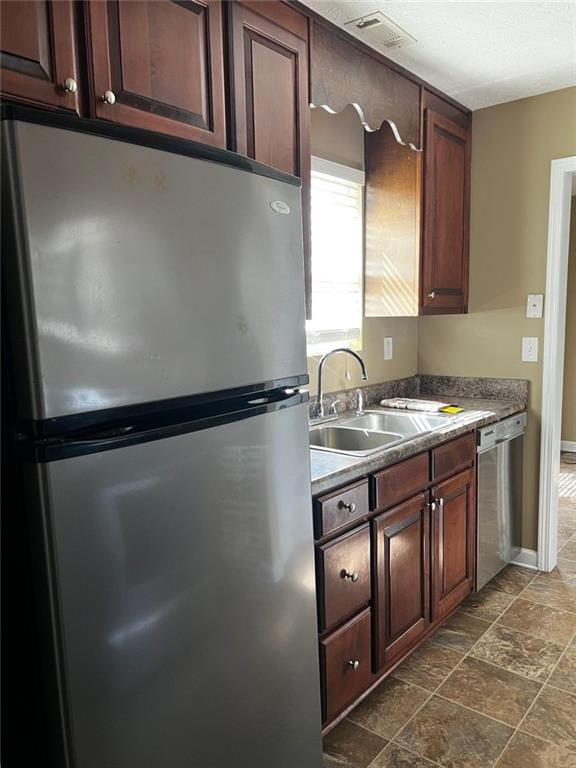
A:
[[329, 400, 342, 415]]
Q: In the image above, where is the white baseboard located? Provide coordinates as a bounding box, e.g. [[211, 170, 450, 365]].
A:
[[561, 440, 576, 453], [511, 548, 539, 571]]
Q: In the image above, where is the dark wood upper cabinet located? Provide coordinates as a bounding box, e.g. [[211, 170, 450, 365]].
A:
[[0, 1, 80, 114], [431, 468, 476, 620], [229, 1, 311, 310], [421, 108, 471, 314], [229, 1, 309, 175], [86, 0, 226, 146], [372, 493, 430, 671], [421, 89, 471, 135], [364, 93, 471, 319]]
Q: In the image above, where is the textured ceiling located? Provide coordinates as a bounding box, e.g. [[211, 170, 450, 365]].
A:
[[301, 0, 576, 109]]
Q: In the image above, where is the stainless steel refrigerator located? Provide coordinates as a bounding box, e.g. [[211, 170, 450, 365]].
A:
[[2, 107, 322, 768]]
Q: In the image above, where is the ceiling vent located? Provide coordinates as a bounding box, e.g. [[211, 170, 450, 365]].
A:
[[344, 11, 416, 49]]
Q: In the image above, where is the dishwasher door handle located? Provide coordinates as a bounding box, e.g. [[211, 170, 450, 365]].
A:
[[495, 431, 525, 446], [478, 431, 525, 453]]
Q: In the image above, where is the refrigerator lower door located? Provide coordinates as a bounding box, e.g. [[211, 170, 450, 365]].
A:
[[35, 402, 322, 768], [5, 119, 307, 422]]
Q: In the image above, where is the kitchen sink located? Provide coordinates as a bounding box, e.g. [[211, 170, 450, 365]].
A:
[[309, 425, 404, 455], [309, 408, 458, 456], [344, 410, 451, 436]]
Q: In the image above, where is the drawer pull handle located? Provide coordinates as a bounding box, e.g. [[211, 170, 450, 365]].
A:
[[348, 660, 360, 671], [342, 570, 359, 582], [337, 500, 356, 513]]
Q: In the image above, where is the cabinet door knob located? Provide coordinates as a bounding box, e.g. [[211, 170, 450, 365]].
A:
[[62, 77, 78, 94], [427, 500, 437, 512], [427, 291, 436, 299], [348, 660, 360, 671], [342, 570, 359, 582], [337, 500, 356, 513], [101, 90, 116, 105]]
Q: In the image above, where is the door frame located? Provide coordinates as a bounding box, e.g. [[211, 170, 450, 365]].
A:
[[538, 156, 576, 572]]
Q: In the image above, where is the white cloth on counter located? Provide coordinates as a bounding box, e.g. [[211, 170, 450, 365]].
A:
[[380, 398, 453, 413]]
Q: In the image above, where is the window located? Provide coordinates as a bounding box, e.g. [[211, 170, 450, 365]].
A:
[[306, 156, 365, 356]]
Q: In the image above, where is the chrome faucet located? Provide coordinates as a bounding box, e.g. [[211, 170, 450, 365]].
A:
[[315, 348, 368, 419], [355, 388, 364, 416]]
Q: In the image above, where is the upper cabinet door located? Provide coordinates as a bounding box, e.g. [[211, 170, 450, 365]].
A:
[[0, 1, 80, 113], [86, 0, 226, 146], [229, 1, 309, 177], [421, 109, 471, 314]]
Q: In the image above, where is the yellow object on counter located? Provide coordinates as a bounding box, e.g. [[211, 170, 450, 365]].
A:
[[440, 406, 465, 414]]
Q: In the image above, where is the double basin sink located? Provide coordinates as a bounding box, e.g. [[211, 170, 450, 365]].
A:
[[309, 409, 456, 457]]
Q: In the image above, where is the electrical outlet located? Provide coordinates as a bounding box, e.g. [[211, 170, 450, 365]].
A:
[[526, 294, 544, 318], [522, 337, 539, 362], [384, 337, 393, 360]]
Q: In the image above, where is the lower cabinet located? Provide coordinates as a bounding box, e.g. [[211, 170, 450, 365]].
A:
[[372, 493, 430, 671], [317, 525, 371, 633], [320, 608, 373, 724], [315, 432, 476, 727], [431, 468, 476, 620]]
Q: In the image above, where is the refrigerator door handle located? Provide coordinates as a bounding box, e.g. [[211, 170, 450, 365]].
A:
[[28, 390, 309, 462]]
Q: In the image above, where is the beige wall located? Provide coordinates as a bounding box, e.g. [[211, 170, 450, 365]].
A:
[[562, 198, 576, 443], [308, 105, 418, 394], [418, 86, 576, 549]]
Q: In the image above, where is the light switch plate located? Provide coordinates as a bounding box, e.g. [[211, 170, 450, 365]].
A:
[[526, 294, 544, 318], [522, 337, 539, 362], [384, 337, 393, 360]]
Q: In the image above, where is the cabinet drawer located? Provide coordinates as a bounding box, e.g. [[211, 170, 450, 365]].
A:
[[320, 608, 372, 724], [314, 480, 369, 538], [372, 453, 429, 511], [432, 433, 475, 481], [318, 525, 371, 632]]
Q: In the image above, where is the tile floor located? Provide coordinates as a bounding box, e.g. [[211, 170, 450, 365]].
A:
[[323, 455, 576, 768]]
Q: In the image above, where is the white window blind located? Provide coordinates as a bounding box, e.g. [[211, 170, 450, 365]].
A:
[[306, 157, 365, 356]]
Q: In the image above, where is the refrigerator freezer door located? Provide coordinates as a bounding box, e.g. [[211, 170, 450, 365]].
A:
[[6, 120, 307, 420], [38, 402, 322, 768]]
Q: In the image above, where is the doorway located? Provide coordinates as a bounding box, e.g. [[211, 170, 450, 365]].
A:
[[558, 198, 576, 563], [538, 156, 576, 571]]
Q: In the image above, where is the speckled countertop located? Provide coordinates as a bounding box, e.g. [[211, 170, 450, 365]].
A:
[[309, 395, 526, 496]]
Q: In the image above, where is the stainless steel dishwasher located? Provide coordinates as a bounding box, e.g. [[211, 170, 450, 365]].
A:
[[476, 412, 526, 590]]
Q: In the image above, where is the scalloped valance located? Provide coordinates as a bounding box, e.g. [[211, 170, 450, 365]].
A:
[[310, 22, 421, 151]]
